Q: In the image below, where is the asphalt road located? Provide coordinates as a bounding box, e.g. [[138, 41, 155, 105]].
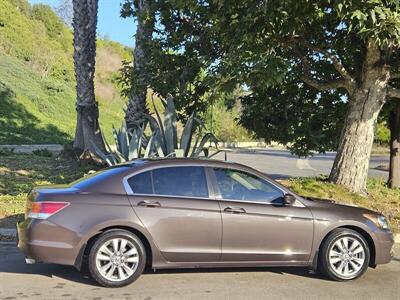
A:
[[213, 149, 389, 180], [0, 243, 399, 300]]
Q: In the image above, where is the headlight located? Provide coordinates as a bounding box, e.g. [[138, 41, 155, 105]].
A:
[[363, 214, 390, 231]]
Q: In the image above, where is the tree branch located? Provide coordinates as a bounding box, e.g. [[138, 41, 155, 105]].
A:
[[300, 75, 346, 91], [307, 45, 356, 92], [279, 36, 356, 93], [388, 86, 400, 99]]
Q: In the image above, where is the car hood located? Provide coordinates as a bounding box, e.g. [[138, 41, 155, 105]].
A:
[[300, 195, 379, 216]]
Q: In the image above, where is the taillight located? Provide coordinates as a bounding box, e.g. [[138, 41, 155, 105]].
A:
[[28, 202, 70, 219]]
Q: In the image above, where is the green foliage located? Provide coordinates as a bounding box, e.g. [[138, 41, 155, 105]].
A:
[[203, 93, 254, 142], [0, 148, 14, 156], [119, 0, 218, 116], [375, 121, 391, 145], [31, 4, 65, 40], [0, 0, 130, 144], [337, 0, 400, 47], [240, 78, 347, 156]]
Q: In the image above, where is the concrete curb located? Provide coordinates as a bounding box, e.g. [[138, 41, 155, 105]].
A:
[[1, 228, 399, 243], [0, 228, 17, 237]]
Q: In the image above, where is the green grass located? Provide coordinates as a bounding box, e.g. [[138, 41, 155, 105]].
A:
[[281, 177, 400, 233], [0, 153, 97, 227]]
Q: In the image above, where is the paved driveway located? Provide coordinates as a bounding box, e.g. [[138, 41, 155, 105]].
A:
[[0, 243, 399, 300], [213, 149, 389, 180]]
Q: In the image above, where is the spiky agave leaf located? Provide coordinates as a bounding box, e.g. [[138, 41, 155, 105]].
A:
[[101, 130, 113, 154], [90, 140, 117, 166], [112, 125, 120, 153], [144, 132, 156, 158], [152, 96, 165, 144], [128, 127, 140, 160], [180, 112, 196, 156], [145, 114, 167, 154], [118, 121, 129, 160], [163, 95, 177, 154], [191, 133, 219, 158]]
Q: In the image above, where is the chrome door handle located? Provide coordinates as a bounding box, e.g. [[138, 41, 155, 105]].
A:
[[138, 200, 161, 207], [224, 206, 246, 214]]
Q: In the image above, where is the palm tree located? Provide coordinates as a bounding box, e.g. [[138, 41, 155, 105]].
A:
[[72, 0, 105, 156], [123, 0, 154, 129]]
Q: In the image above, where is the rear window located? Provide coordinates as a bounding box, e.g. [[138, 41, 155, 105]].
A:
[[127, 166, 209, 198], [72, 166, 130, 189]]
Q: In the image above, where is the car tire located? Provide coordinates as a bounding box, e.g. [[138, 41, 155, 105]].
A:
[[319, 228, 370, 281], [88, 229, 146, 288]]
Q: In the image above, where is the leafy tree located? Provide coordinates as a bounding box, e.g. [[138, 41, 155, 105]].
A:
[[240, 75, 347, 156], [72, 0, 106, 157], [119, 0, 220, 118], [153, 0, 400, 194]]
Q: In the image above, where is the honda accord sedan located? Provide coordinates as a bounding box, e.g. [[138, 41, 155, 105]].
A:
[[17, 158, 394, 287]]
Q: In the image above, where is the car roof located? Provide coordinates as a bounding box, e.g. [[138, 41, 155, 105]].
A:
[[120, 157, 246, 169]]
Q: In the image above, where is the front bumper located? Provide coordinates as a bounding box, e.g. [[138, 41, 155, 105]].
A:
[[17, 218, 80, 266], [373, 230, 395, 265]]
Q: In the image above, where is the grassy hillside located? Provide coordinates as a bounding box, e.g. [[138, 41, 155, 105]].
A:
[[0, 0, 130, 144]]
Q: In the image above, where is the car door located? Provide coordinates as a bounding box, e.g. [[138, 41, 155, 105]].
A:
[[125, 165, 222, 262], [210, 167, 313, 263]]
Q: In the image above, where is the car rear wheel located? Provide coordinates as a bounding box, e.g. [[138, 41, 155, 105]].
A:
[[88, 229, 146, 287], [319, 228, 370, 281]]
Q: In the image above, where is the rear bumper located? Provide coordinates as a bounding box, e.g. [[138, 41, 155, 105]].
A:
[[17, 218, 80, 266], [373, 231, 395, 265]]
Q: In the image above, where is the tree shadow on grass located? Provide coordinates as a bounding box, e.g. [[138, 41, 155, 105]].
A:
[[0, 82, 70, 144]]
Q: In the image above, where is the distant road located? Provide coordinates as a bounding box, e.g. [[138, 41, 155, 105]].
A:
[[213, 148, 389, 180]]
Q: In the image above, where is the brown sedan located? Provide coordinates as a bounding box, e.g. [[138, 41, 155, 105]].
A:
[[17, 158, 394, 287]]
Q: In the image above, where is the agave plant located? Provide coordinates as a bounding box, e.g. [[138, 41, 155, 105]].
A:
[[144, 95, 219, 158], [93, 95, 219, 166], [91, 121, 149, 166]]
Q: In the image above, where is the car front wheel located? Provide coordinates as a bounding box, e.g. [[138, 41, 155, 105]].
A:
[[88, 229, 146, 287], [319, 228, 370, 281]]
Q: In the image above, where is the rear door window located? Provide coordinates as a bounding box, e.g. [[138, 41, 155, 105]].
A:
[[153, 166, 209, 198], [127, 166, 209, 198]]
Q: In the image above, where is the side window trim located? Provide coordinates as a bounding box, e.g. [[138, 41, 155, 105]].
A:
[[123, 165, 214, 199]]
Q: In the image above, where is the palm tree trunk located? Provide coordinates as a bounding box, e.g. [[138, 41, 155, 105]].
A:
[[72, 0, 105, 156], [124, 0, 153, 129]]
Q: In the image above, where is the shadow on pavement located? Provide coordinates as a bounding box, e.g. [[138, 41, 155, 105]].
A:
[[0, 245, 327, 287]]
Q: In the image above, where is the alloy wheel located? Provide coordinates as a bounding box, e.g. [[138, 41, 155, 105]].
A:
[[328, 236, 365, 278], [95, 238, 139, 282]]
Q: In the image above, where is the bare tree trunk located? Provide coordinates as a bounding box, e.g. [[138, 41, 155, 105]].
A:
[[72, 0, 105, 156], [124, 0, 153, 129], [329, 41, 389, 194], [388, 101, 400, 188]]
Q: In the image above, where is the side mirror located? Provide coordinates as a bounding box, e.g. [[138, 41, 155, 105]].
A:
[[283, 194, 296, 206]]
